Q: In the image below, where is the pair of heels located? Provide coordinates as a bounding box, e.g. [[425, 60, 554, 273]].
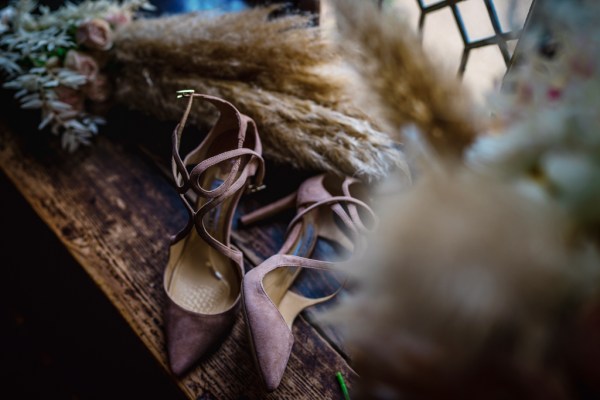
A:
[[163, 92, 375, 391]]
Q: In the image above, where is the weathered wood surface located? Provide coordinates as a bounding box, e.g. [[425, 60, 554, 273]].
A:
[[0, 116, 355, 399]]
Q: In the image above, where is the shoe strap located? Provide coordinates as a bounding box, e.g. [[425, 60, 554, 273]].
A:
[[172, 94, 244, 192], [286, 195, 376, 247], [171, 95, 263, 194], [170, 94, 265, 259], [192, 149, 264, 258], [341, 178, 372, 234], [262, 254, 347, 308], [188, 148, 265, 198]]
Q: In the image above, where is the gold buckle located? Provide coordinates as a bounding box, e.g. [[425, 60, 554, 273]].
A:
[[246, 184, 266, 194], [176, 89, 195, 98]]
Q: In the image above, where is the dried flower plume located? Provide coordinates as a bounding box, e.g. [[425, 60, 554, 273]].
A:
[[113, 7, 409, 181], [332, 0, 479, 158]]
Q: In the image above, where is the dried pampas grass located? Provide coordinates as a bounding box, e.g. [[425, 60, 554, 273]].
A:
[[116, 70, 403, 177], [332, 0, 479, 157], [113, 7, 408, 181], [328, 168, 598, 399]]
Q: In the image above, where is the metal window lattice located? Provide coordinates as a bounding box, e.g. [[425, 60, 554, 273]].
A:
[[415, 0, 533, 75]]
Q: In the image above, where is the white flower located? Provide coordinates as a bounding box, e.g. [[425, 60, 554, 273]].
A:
[[0, 6, 15, 34], [542, 151, 600, 221], [0, 6, 15, 35]]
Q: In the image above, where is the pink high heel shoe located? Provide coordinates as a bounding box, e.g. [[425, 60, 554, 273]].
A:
[[241, 174, 376, 391], [164, 91, 265, 375]]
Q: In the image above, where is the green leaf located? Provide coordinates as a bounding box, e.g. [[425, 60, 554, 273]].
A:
[[55, 47, 67, 57]]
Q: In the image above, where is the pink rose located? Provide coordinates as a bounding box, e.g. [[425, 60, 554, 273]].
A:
[[105, 11, 132, 28], [85, 73, 111, 103], [64, 50, 99, 80], [54, 86, 85, 112], [76, 18, 113, 51]]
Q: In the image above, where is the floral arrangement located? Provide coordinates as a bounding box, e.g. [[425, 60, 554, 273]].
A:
[[0, 0, 152, 151]]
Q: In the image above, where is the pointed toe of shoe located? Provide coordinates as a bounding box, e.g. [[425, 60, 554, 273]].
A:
[[165, 299, 238, 376], [243, 270, 295, 391], [165, 317, 217, 376], [257, 344, 292, 392], [247, 315, 294, 391], [167, 339, 201, 377]]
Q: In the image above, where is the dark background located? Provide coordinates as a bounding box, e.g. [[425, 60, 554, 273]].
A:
[[0, 174, 189, 399]]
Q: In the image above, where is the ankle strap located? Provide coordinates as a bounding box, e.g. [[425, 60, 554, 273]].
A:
[[170, 93, 265, 251], [172, 94, 260, 192], [341, 178, 371, 233], [287, 194, 377, 255], [287, 196, 375, 234]]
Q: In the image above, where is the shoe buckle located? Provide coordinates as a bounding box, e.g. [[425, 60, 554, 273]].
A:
[[176, 89, 195, 98], [246, 183, 266, 194]]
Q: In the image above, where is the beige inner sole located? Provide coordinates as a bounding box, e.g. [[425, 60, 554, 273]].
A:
[[263, 208, 348, 327], [167, 159, 241, 315]]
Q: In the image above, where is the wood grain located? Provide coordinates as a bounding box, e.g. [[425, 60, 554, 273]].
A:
[[0, 120, 355, 399]]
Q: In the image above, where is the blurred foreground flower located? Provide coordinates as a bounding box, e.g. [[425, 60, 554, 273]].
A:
[[325, 0, 600, 398], [469, 0, 600, 238], [328, 168, 600, 399]]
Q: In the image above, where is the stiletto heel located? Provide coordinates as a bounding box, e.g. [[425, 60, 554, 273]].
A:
[[242, 174, 376, 391], [239, 191, 297, 226], [163, 91, 265, 376]]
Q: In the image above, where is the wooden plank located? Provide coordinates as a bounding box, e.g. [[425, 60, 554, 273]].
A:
[[0, 118, 355, 399]]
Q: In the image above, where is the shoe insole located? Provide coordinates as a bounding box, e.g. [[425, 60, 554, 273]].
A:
[[262, 208, 348, 327], [167, 154, 241, 314]]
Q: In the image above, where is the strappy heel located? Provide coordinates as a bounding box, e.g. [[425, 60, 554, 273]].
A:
[[163, 91, 265, 376], [241, 174, 376, 391]]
